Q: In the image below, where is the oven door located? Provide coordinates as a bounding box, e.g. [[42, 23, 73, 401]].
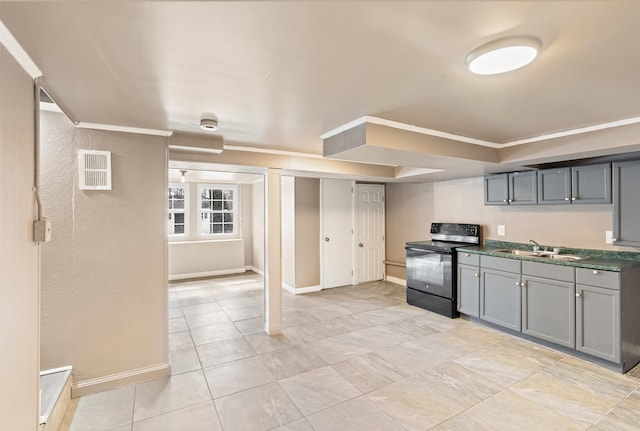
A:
[[405, 247, 453, 299]]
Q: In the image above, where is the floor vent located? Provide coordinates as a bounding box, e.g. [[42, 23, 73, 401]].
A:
[[78, 149, 111, 190]]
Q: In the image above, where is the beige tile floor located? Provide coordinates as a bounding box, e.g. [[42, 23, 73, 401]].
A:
[[61, 272, 640, 431]]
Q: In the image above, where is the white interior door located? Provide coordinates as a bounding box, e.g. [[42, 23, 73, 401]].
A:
[[356, 184, 385, 283], [321, 179, 354, 289]]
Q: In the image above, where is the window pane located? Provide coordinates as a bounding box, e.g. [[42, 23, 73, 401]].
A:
[[213, 201, 222, 211], [224, 190, 233, 200], [212, 224, 223, 234], [201, 189, 212, 199], [174, 225, 185, 234], [223, 201, 233, 211], [223, 224, 234, 233], [174, 213, 184, 223], [174, 200, 184, 209], [223, 213, 233, 222], [213, 189, 222, 199], [212, 213, 222, 223]]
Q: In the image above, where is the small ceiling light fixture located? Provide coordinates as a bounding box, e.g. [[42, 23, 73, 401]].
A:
[[466, 36, 541, 75], [200, 114, 219, 131], [180, 170, 187, 183]]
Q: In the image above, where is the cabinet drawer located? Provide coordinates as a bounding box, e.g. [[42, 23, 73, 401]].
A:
[[458, 251, 479, 266], [576, 268, 619, 290], [522, 261, 575, 283], [480, 255, 521, 273]]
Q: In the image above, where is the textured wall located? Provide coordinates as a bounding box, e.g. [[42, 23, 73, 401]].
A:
[[39, 111, 169, 392], [386, 175, 630, 281], [384, 182, 434, 280], [294, 177, 320, 287], [251, 179, 265, 272], [0, 45, 40, 431]]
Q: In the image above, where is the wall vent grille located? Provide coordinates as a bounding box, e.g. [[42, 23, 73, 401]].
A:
[[78, 149, 112, 190]]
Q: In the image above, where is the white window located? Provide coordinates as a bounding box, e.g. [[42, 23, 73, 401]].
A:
[[168, 184, 188, 236], [198, 184, 237, 237]]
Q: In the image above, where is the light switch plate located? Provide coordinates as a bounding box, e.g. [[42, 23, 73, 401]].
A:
[[605, 230, 613, 244], [498, 225, 506, 236]]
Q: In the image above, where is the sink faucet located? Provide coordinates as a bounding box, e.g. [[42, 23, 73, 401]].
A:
[[529, 239, 540, 252]]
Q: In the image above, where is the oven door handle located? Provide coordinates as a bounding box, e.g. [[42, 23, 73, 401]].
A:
[[406, 247, 451, 255]]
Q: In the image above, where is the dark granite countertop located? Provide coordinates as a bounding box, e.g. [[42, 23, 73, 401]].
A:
[[457, 240, 640, 272]]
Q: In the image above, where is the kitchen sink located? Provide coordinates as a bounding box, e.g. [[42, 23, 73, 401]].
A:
[[493, 249, 540, 257], [492, 249, 586, 261]]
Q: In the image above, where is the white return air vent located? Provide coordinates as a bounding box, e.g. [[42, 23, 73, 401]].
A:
[[78, 149, 112, 190]]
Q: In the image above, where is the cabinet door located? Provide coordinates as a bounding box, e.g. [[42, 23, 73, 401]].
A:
[[537, 168, 571, 205], [572, 163, 611, 204], [484, 174, 509, 205], [576, 284, 621, 363], [457, 264, 479, 317], [509, 171, 537, 205], [480, 268, 521, 331], [612, 161, 640, 246], [521, 276, 575, 348]]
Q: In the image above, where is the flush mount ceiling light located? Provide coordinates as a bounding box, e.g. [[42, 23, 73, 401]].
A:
[[200, 115, 218, 131], [466, 36, 541, 75]]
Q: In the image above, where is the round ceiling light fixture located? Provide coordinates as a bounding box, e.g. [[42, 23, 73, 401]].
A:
[[200, 115, 219, 131], [466, 36, 541, 75]]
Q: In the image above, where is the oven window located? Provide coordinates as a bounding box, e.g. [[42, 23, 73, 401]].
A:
[[406, 248, 453, 298]]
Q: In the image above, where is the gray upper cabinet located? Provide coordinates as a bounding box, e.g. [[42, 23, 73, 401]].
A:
[[572, 163, 611, 204], [484, 173, 509, 205], [538, 163, 611, 205], [613, 160, 640, 246], [537, 167, 571, 204], [485, 171, 536, 205]]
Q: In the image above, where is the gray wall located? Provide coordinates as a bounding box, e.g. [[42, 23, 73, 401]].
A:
[[251, 179, 265, 272], [0, 44, 40, 431], [39, 111, 169, 393]]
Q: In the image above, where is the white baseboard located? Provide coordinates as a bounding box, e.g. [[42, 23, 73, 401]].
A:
[[72, 363, 171, 398], [245, 265, 264, 277], [168, 267, 246, 281], [385, 275, 406, 286], [282, 283, 321, 295]]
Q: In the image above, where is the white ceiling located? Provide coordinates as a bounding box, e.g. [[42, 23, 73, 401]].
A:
[[1, 1, 639, 160]]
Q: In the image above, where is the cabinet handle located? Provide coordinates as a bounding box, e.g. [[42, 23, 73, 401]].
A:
[[465, 253, 470, 257], [508, 199, 513, 203], [503, 199, 508, 202], [592, 270, 599, 275], [612, 238, 618, 242], [515, 281, 520, 286], [576, 293, 581, 298], [571, 197, 576, 201], [564, 197, 570, 201], [474, 273, 478, 277], [521, 282, 526, 287]]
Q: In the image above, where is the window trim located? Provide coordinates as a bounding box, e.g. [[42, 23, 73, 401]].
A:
[[197, 183, 239, 239], [168, 182, 189, 238]]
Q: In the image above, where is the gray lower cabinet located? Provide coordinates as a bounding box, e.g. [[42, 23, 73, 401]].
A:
[[480, 256, 521, 331], [576, 268, 621, 363], [521, 261, 576, 348], [458, 264, 480, 317], [458, 252, 480, 317], [613, 160, 640, 246]]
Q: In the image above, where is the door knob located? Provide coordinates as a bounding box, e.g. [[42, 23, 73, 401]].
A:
[[576, 293, 581, 298], [359, 243, 363, 247], [325, 237, 330, 242]]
